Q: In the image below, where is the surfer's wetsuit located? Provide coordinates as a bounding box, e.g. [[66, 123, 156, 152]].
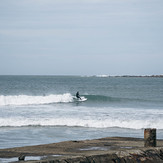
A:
[[76, 92, 81, 99]]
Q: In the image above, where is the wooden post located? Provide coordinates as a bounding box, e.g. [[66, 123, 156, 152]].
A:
[[144, 128, 156, 147]]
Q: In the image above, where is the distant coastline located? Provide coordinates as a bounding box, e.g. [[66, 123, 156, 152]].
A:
[[95, 75, 163, 78], [115, 75, 163, 78]]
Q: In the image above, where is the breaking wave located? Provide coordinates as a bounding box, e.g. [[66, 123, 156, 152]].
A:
[[95, 75, 110, 77], [0, 93, 74, 106], [0, 94, 159, 106], [0, 116, 163, 129]]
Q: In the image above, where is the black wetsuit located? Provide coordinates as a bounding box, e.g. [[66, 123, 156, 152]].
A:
[[76, 92, 81, 99]]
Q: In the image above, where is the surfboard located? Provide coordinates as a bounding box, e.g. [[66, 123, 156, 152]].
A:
[[73, 96, 87, 102]]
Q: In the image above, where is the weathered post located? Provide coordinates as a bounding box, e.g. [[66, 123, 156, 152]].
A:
[[144, 128, 156, 147]]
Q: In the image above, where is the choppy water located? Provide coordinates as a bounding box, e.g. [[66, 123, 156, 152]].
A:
[[0, 75, 163, 149]]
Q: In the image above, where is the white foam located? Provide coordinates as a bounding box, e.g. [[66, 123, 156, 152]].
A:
[[0, 93, 73, 106], [0, 115, 163, 129], [96, 75, 109, 77], [0, 104, 163, 129]]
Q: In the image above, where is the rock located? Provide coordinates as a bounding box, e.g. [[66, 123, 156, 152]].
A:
[[18, 154, 25, 161]]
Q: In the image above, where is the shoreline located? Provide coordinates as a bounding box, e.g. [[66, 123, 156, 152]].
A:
[[0, 137, 163, 163]]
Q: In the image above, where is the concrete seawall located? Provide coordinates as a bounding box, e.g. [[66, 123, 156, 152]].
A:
[[0, 137, 163, 163], [28, 148, 163, 163]]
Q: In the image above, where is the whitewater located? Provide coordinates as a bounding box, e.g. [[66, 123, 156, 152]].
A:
[[0, 75, 163, 149], [0, 93, 74, 106], [0, 100, 163, 129]]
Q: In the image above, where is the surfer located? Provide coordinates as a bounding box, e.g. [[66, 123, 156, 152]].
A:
[[76, 91, 81, 100]]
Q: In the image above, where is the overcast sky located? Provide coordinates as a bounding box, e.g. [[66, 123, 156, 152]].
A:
[[0, 0, 163, 75]]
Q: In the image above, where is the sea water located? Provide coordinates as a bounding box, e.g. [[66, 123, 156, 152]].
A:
[[0, 75, 163, 149]]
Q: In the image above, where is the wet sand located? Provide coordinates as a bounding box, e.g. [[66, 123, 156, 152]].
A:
[[0, 137, 163, 162]]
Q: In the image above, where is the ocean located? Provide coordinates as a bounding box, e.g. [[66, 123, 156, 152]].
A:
[[0, 75, 163, 149]]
